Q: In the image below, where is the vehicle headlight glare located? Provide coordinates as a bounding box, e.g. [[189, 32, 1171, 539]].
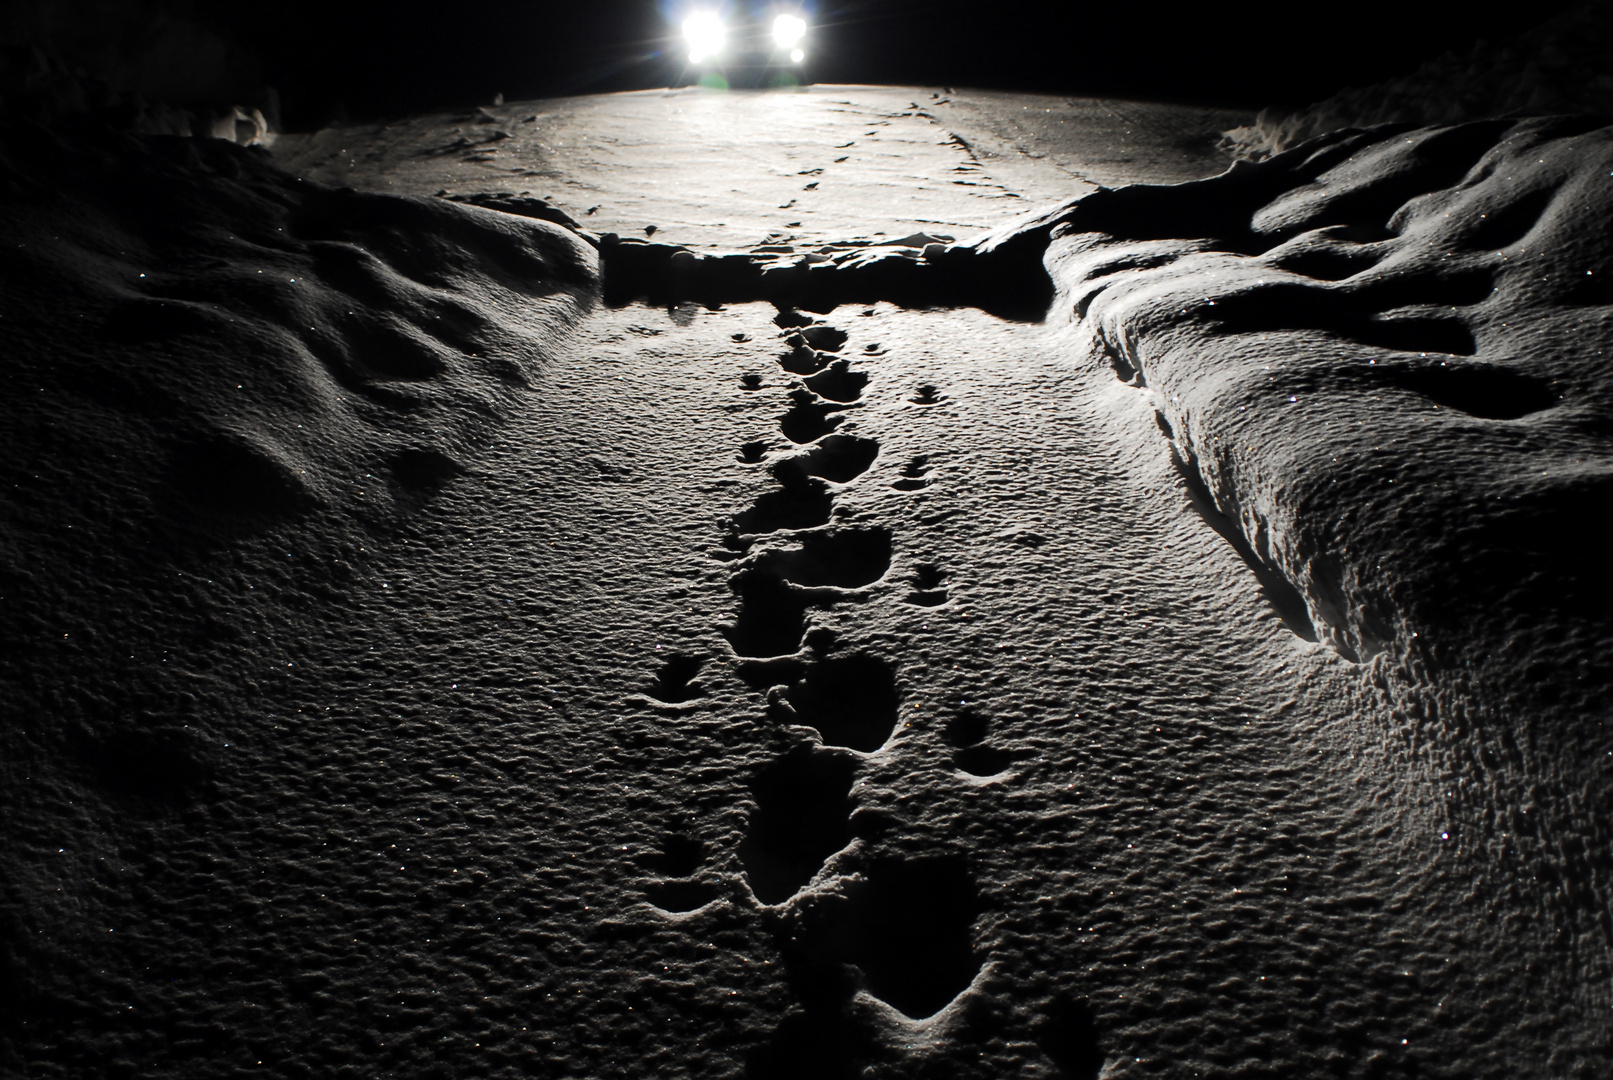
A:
[[773, 14, 806, 48], [683, 12, 725, 63]]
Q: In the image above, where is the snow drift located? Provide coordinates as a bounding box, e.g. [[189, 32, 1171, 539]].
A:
[[0, 119, 595, 531], [0, 120, 596, 724], [1038, 116, 1613, 688]]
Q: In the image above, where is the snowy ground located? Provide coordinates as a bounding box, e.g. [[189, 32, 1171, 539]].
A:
[[3, 87, 1609, 1079]]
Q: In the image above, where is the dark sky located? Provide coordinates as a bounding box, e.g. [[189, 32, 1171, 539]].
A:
[[205, 0, 1581, 127]]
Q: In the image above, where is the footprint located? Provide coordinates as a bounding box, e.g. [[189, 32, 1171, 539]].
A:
[[637, 832, 721, 913], [944, 709, 1022, 777], [778, 340, 829, 376], [1032, 996, 1107, 1080], [724, 529, 890, 657], [742, 1013, 867, 1080], [777, 653, 899, 752], [644, 879, 721, 913], [740, 372, 764, 391], [891, 455, 932, 492], [725, 568, 811, 658], [774, 309, 815, 328], [733, 478, 834, 534], [739, 747, 857, 904], [647, 653, 707, 703], [753, 527, 892, 589], [738, 440, 769, 464], [803, 360, 868, 403], [845, 856, 982, 1019], [67, 717, 216, 806], [773, 434, 879, 486], [637, 832, 705, 877], [910, 384, 945, 406], [779, 390, 849, 444], [732, 332, 753, 342], [905, 563, 949, 606], [798, 325, 848, 352]]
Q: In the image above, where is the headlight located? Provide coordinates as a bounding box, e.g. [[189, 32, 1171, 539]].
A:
[[682, 12, 725, 63], [772, 14, 806, 48]]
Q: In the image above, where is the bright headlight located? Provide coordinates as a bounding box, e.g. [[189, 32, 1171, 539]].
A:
[[772, 14, 806, 48], [682, 12, 725, 63]]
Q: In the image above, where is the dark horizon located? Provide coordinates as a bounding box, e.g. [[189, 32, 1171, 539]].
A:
[[5, 0, 1588, 128]]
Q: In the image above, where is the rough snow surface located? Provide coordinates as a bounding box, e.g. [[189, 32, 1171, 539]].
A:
[[3, 95, 1611, 1080], [1052, 117, 1613, 678]]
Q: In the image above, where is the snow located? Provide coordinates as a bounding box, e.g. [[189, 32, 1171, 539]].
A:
[[3, 88, 1610, 1079]]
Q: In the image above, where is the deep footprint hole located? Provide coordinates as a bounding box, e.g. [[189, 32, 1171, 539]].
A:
[[725, 571, 810, 658], [391, 447, 463, 492], [648, 654, 707, 703], [778, 342, 829, 375], [637, 833, 706, 877], [848, 856, 982, 1019], [739, 747, 857, 905], [784, 653, 899, 752], [892, 455, 932, 492], [955, 745, 1017, 776], [774, 308, 815, 329], [734, 480, 834, 534], [906, 563, 949, 605], [644, 879, 721, 913], [799, 325, 848, 351], [773, 434, 879, 486], [757, 527, 892, 588], [803, 361, 868, 403], [1033, 995, 1106, 1080], [742, 1013, 867, 1080], [779, 392, 848, 443]]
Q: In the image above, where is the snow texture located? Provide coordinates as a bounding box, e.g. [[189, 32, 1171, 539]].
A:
[[4, 100, 1612, 1080], [1049, 117, 1613, 678]]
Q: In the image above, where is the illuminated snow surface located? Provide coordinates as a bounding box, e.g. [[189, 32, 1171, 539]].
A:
[[3, 88, 1610, 1078]]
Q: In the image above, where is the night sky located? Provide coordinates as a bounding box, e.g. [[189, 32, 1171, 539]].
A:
[[201, 0, 1583, 127]]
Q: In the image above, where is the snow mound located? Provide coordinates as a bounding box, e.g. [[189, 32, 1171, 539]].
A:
[[0, 121, 596, 564], [1046, 116, 1613, 682], [1223, 1, 1613, 158]]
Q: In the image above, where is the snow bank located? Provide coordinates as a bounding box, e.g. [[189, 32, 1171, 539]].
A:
[[1039, 116, 1613, 684], [0, 121, 595, 565]]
